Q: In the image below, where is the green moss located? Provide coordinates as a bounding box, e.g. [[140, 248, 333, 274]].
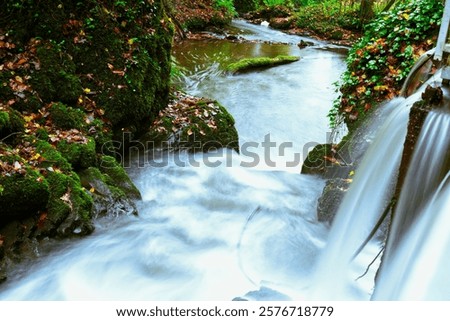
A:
[[45, 171, 93, 232], [35, 128, 49, 140], [34, 139, 72, 172], [49, 102, 85, 130], [226, 55, 299, 73], [30, 44, 83, 104], [0, 170, 49, 222], [150, 99, 239, 152], [57, 137, 96, 170], [99, 155, 141, 199], [0, 109, 25, 141], [301, 143, 333, 175], [79, 167, 126, 199], [0, 112, 9, 131]]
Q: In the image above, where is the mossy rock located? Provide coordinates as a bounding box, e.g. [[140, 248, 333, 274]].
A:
[[0, 170, 49, 224], [34, 139, 72, 172], [144, 98, 239, 153], [0, 109, 25, 141], [180, 102, 239, 152], [98, 155, 141, 200], [269, 17, 294, 30], [226, 55, 300, 74], [301, 143, 334, 175], [49, 102, 85, 130], [30, 44, 83, 104], [79, 166, 139, 218], [57, 137, 97, 170], [42, 171, 93, 237]]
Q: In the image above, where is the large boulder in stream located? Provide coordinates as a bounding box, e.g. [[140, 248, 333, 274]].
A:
[[142, 92, 239, 152]]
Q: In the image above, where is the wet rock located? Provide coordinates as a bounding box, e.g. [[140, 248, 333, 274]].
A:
[[225, 35, 239, 40], [235, 286, 291, 301], [79, 165, 139, 219], [298, 40, 314, 48], [421, 85, 444, 105], [301, 144, 341, 176], [269, 17, 293, 30], [317, 178, 350, 223]]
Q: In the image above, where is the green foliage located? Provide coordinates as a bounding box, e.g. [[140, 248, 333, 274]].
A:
[[262, 0, 292, 8], [295, 2, 360, 36], [329, 0, 443, 130], [214, 0, 237, 16]]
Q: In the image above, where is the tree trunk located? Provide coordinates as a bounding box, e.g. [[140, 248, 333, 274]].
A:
[[360, 0, 375, 23], [383, 0, 397, 12]]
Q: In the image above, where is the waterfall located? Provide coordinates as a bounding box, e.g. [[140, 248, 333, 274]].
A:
[[373, 110, 450, 300], [309, 99, 411, 300], [309, 66, 450, 300]]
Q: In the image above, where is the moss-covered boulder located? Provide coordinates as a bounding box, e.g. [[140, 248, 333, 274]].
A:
[[143, 92, 239, 152], [57, 137, 97, 170], [0, 108, 25, 141], [0, 0, 171, 278], [29, 44, 83, 104], [49, 102, 85, 131], [79, 166, 138, 218], [0, 170, 49, 223], [44, 171, 94, 237], [99, 156, 141, 200], [226, 55, 300, 74], [4, 0, 173, 141]]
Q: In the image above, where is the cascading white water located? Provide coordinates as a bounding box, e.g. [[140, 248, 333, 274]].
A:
[[373, 110, 450, 300], [0, 151, 329, 300], [310, 72, 449, 300], [373, 172, 450, 300], [382, 110, 450, 260], [308, 100, 410, 300]]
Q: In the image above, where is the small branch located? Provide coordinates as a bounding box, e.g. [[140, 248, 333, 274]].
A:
[[355, 245, 384, 281]]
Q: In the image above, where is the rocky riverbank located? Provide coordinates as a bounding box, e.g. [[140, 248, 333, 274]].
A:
[[0, 0, 240, 282]]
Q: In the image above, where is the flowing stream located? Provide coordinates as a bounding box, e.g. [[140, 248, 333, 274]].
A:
[[0, 20, 353, 300], [1, 20, 448, 301]]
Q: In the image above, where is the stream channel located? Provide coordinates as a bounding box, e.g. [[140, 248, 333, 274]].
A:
[[0, 20, 380, 300]]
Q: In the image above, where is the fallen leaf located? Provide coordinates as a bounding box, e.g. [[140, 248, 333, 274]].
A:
[[14, 161, 21, 170]]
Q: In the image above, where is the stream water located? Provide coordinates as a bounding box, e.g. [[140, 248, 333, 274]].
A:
[[1, 20, 448, 301]]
